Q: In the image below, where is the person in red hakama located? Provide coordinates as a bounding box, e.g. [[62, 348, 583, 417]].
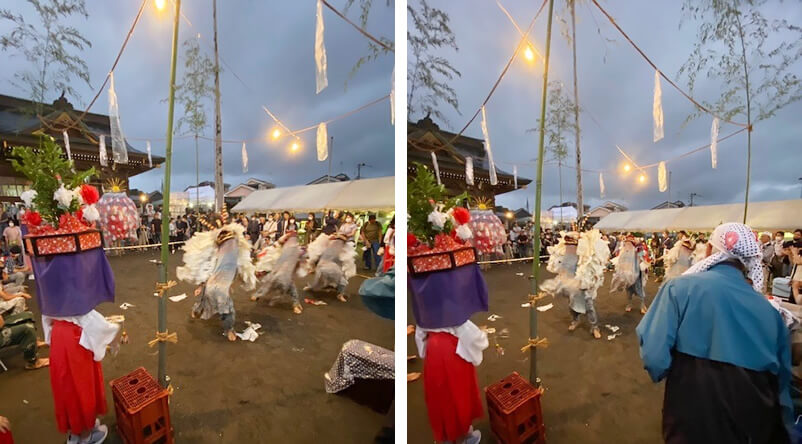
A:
[[43, 311, 119, 444], [415, 321, 488, 444]]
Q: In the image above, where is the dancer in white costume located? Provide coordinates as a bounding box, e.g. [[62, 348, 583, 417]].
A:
[[305, 233, 357, 302], [176, 212, 256, 341], [663, 238, 696, 281], [611, 235, 650, 314], [252, 230, 307, 314], [540, 230, 610, 339]]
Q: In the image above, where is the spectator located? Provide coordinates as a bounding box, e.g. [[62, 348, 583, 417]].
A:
[[150, 212, 162, 244], [305, 213, 318, 244], [276, 211, 291, 240], [0, 311, 48, 370], [247, 215, 261, 243], [176, 216, 189, 241], [361, 214, 383, 270], [322, 210, 339, 235], [263, 213, 278, 240], [760, 233, 775, 294], [771, 231, 787, 278], [2, 221, 21, 252], [790, 241, 802, 304], [338, 213, 358, 242], [3, 246, 29, 293]]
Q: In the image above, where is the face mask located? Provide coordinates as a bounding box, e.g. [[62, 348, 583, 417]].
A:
[[8, 222, 13, 227], [777, 237, 784, 241]]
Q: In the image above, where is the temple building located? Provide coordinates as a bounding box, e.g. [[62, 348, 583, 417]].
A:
[[407, 116, 530, 207], [0, 93, 164, 203]]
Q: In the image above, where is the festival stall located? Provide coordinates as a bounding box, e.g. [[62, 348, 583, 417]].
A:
[[595, 200, 802, 232]]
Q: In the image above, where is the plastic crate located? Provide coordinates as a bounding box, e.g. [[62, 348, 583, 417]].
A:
[[110, 367, 173, 444], [486, 372, 546, 444]]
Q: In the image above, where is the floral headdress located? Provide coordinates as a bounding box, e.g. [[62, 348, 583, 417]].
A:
[[12, 136, 101, 234]]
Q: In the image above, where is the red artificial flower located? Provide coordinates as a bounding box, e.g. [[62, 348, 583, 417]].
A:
[[24, 211, 42, 226], [452, 207, 470, 225], [427, 199, 435, 205], [407, 232, 418, 247], [75, 207, 84, 222], [80, 184, 100, 205]]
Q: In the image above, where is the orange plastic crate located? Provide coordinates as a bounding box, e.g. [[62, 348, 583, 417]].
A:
[[486, 372, 546, 444], [110, 367, 173, 444]]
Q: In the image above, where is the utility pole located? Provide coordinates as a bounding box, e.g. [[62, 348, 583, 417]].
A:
[[798, 177, 802, 199], [327, 136, 334, 182], [529, 0, 555, 387], [570, 0, 583, 222], [668, 170, 672, 203], [356, 162, 367, 179], [690, 192, 699, 207], [212, 0, 224, 212]]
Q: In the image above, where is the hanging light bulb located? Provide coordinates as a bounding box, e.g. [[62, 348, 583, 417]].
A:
[[638, 174, 646, 183], [271, 128, 282, 140], [524, 45, 535, 62], [154, 0, 166, 11], [290, 141, 300, 152], [622, 163, 632, 174]]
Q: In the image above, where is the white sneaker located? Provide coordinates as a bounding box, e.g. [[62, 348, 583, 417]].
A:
[[79, 424, 108, 444], [466, 429, 481, 444]]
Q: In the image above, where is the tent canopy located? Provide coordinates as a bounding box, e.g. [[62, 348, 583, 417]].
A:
[[231, 176, 394, 213], [594, 200, 802, 232]]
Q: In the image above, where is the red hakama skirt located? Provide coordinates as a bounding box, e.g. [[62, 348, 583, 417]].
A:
[[423, 332, 483, 442], [0, 430, 13, 444], [382, 251, 395, 273], [49, 320, 107, 435]]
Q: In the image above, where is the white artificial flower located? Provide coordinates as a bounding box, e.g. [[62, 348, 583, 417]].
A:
[[82, 204, 100, 222], [427, 210, 448, 231], [72, 187, 84, 205], [456, 224, 473, 240], [20, 189, 37, 207], [53, 185, 74, 208]]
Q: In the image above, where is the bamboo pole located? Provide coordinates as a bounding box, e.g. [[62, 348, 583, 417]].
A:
[[158, 0, 182, 388], [529, 0, 555, 387]]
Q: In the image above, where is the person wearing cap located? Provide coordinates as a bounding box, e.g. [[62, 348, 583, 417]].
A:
[[637, 223, 792, 443]]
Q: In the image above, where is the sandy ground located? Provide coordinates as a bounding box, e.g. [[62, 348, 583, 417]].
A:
[[0, 249, 394, 443], [407, 261, 665, 444]]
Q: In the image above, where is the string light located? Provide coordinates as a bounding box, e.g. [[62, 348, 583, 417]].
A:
[[524, 46, 536, 61], [290, 141, 300, 152], [154, 0, 166, 11], [638, 174, 646, 183], [622, 163, 632, 173], [270, 128, 281, 141]]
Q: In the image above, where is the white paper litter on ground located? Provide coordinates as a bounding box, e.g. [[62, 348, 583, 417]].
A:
[[169, 294, 187, 302], [487, 314, 502, 322], [515, 272, 524, 276], [484, 327, 496, 334], [521, 303, 531, 308], [605, 324, 620, 333], [607, 332, 622, 341], [236, 322, 262, 342], [119, 302, 135, 310], [536, 303, 554, 312]]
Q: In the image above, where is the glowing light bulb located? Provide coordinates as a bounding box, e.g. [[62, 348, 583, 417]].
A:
[[638, 174, 646, 183], [290, 141, 299, 152], [623, 164, 632, 173], [524, 46, 535, 61], [154, 0, 166, 11], [271, 128, 281, 140]]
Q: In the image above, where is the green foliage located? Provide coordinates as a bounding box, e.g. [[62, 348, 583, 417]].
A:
[[0, 0, 92, 113], [341, 0, 394, 88], [408, 162, 467, 246], [174, 37, 217, 136], [677, 0, 802, 124], [529, 81, 577, 163], [407, 0, 461, 125], [10, 136, 95, 226]]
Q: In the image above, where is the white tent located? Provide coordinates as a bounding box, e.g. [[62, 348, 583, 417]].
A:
[[594, 200, 802, 232], [231, 177, 394, 213]]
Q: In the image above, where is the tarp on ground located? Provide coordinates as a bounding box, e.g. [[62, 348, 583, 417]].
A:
[[231, 176, 394, 213], [594, 200, 802, 232]]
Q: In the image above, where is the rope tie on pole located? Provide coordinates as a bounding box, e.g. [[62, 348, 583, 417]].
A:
[[148, 331, 178, 348], [520, 337, 549, 353], [155, 280, 177, 297]]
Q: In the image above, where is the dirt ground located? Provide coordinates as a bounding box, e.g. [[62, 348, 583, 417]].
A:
[[407, 261, 665, 444], [0, 249, 394, 443]]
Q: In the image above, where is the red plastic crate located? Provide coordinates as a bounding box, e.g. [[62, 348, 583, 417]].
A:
[[110, 367, 173, 444], [485, 372, 546, 444]]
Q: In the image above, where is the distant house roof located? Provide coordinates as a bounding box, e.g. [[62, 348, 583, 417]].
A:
[[587, 201, 628, 218], [547, 202, 591, 212], [244, 178, 275, 188], [652, 200, 686, 210], [225, 183, 256, 198], [184, 181, 230, 192], [306, 173, 350, 185]]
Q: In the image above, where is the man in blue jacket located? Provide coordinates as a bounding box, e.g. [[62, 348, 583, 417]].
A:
[[637, 222, 792, 443]]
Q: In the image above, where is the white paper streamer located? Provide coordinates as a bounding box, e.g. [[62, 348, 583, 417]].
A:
[[599, 172, 605, 198], [480, 106, 498, 185], [108, 72, 128, 164], [389, 66, 395, 125], [710, 117, 719, 169], [653, 70, 664, 143], [513, 165, 518, 189], [146, 141, 152, 167], [466, 156, 474, 185], [316, 122, 328, 161], [62, 131, 72, 163], [99, 135, 108, 167], [431, 151, 441, 185], [658, 161, 667, 192], [241, 142, 248, 173], [314, 0, 328, 94]]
